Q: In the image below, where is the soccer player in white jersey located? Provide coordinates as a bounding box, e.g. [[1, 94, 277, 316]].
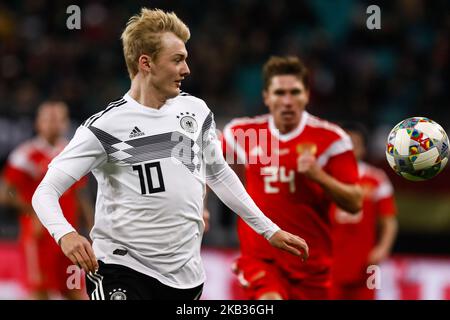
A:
[[31, 8, 309, 300]]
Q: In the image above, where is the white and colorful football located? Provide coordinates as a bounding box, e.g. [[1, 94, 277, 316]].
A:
[[386, 117, 449, 181]]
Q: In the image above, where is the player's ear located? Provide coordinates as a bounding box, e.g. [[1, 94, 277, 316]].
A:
[[304, 86, 310, 102], [262, 90, 269, 107], [138, 54, 152, 73]]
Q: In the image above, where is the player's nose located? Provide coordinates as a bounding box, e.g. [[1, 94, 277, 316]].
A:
[[181, 61, 190, 77], [281, 94, 294, 106]]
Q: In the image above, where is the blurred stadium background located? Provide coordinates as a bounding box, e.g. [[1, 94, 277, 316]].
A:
[[0, 0, 449, 299]]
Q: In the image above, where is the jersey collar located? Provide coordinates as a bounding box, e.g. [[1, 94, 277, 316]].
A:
[[123, 92, 171, 114], [33, 136, 66, 156], [268, 111, 309, 142]]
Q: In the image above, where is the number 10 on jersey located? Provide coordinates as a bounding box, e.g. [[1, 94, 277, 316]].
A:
[[133, 162, 166, 194]]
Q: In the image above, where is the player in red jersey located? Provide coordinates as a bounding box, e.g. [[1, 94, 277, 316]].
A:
[[222, 56, 363, 299], [330, 123, 398, 300], [0, 101, 94, 299]]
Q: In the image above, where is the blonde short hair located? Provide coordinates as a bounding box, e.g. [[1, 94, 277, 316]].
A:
[[121, 8, 190, 79]]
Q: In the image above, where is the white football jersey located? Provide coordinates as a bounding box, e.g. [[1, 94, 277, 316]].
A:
[[49, 92, 224, 288]]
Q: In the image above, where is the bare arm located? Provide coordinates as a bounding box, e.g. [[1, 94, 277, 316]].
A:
[[297, 152, 363, 213], [368, 215, 398, 265], [1, 179, 45, 238], [312, 168, 362, 213], [0, 180, 34, 213]]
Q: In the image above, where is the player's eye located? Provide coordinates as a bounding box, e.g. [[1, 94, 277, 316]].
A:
[[174, 55, 187, 64], [291, 89, 302, 95], [274, 90, 285, 96]]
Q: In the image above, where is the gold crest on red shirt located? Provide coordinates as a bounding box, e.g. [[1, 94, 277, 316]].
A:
[[296, 143, 317, 156]]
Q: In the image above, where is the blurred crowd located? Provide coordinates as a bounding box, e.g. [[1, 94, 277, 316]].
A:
[[0, 0, 448, 162]]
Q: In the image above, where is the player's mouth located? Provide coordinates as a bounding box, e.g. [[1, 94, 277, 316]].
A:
[[281, 111, 296, 118], [175, 79, 183, 88]]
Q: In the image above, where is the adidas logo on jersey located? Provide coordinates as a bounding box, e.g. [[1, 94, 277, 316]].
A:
[[129, 126, 145, 138]]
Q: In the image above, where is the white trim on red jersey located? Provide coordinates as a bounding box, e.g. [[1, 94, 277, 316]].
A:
[[307, 114, 349, 138], [224, 111, 355, 168], [7, 137, 67, 179], [317, 138, 353, 168], [359, 161, 394, 201], [222, 114, 270, 164], [268, 112, 309, 142], [223, 125, 247, 164], [306, 115, 353, 167]]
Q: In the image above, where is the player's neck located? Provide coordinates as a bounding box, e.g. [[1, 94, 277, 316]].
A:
[[273, 113, 303, 135], [129, 76, 167, 109], [275, 121, 298, 135], [38, 135, 59, 147]]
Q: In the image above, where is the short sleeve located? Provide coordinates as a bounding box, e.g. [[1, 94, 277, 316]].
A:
[[324, 150, 360, 184], [49, 126, 107, 181], [377, 196, 397, 217], [3, 164, 30, 187], [374, 171, 397, 217], [222, 123, 246, 165]]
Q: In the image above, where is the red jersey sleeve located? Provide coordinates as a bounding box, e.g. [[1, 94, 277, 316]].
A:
[[377, 196, 397, 217], [222, 123, 245, 164], [374, 171, 397, 217], [3, 164, 30, 187], [2, 163, 37, 204], [323, 150, 359, 184], [3, 164, 33, 199]]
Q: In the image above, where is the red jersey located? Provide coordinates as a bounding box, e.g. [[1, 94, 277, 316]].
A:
[[223, 112, 359, 279], [331, 161, 397, 284], [2, 136, 88, 293], [3, 137, 85, 237]]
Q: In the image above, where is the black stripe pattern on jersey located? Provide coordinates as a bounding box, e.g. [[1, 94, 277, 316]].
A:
[[197, 111, 213, 148], [82, 98, 126, 127], [88, 126, 123, 156], [193, 111, 213, 171], [87, 127, 198, 173]]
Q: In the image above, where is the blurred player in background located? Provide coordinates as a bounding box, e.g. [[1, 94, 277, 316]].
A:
[[0, 101, 94, 299], [330, 123, 398, 300], [223, 56, 363, 299]]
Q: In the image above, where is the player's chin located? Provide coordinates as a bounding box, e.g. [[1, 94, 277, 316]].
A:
[[167, 86, 181, 98], [280, 114, 297, 125]]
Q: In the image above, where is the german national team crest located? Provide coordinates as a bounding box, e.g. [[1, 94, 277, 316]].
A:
[[177, 112, 198, 133], [109, 288, 127, 300]]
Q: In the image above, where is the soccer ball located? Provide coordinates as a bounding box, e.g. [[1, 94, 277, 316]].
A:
[[386, 117, 449, 181]]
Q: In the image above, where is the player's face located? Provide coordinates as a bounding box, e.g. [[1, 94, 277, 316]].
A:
[[348, 131, 366, 161], [149, 32, 190, 99], [263, 75, 309, 134], [36, 103, 69, 144]]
